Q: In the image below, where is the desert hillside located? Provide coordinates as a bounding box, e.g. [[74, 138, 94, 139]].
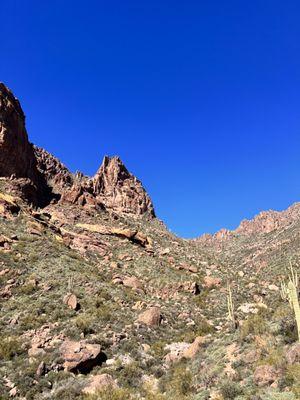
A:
[[0, 83, 300, 400]]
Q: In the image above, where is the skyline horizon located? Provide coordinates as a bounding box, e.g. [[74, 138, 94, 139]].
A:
[[3, 78, 298, 239], [2, 1, 300, 237]]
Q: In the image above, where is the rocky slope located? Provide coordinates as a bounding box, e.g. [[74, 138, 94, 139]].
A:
[[1, 83, 300, 400]]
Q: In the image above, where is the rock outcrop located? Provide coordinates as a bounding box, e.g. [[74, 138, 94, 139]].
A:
[[92, 156, 154, 216], [60, 340, 107, 373], [61, 156, 155, 217], [0, 83, 155, 217], [0, 83, 37, 181]]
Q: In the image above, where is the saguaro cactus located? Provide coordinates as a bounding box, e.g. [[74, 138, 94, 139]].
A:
[[280, 263, 300, 342], [227, 283, 236, 328], [287, 280, 300, 342]]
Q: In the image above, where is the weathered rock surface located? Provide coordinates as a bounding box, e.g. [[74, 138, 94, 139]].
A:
[[60, 340, 106, 373], [285, 343, 300, 364], [253, 365, 280, 386], [63, 293, 79, 310], [0, 83, 37, 180], [82, 374, 118, 395], [137, 307, 161, 327], [92, 156, 154, 216]]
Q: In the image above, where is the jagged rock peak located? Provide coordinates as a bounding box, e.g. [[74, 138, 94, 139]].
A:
[[92, 155, 155, 217], [34, 146, 74, 193], [0, 83, 37, 180], [0, 83, 155, 217]]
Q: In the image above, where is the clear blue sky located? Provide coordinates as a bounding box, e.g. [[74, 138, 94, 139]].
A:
[[1, 1, 300, 237]]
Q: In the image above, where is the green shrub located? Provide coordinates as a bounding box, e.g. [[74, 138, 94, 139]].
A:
[[220, 381, 243, 399], [0, 337, 23, 360], [240, 313, 267, 339], [84, 386, 135, 399], [75, 315, 95, 335]]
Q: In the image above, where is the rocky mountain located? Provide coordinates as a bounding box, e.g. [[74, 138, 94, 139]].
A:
[[1, 83, 300, 400], [0, 83, 154, 217]]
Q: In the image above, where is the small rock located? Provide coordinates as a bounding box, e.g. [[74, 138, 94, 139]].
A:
[[254, 365, 279, 386], [285, 343, 300, 364], [36, 361, 46, 377], [63, 293, 79, 310], [82, 374, 117, 395], [203, 276, 221, 289], [268, 284, 279, 291], [28, 346, 46, 358]]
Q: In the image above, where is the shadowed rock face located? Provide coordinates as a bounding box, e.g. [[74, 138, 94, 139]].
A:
[[0, 83, 37, 180], [0, 83, 155, 217], [60, 156, 155, 217]]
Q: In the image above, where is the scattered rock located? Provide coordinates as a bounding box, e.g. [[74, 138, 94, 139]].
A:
[[165, 337, 204, 363], [253, 365, 280, 386], [285, 343, 300, 364], [63, 293, 79, 310], [82, 374, 118, 395], [268, 284, 279, 291], [28, 346, 46, 358], [137, 307, 161, 327], [203, 276, 221, 288], [123, 276, 144, 291], [182, 336, 204, 359], [60, 340, 107, 373], [36, 361, 46, 377]]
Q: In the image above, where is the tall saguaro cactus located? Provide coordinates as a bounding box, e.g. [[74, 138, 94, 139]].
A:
[[287, 280, 300, 342], [280, 263, 300, 342], [227, 283, 237, 328]]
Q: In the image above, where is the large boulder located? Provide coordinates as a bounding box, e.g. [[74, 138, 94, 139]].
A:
[[137, 307, 161, 327], [60, 340, 106, 373], [253, 365, 280, 386]]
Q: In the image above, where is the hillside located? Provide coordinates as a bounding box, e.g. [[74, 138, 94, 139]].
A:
[[0, 83, 300, 400]]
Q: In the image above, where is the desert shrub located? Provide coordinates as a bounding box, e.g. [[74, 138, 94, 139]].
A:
[[18, 282, 37, 295], [116, 361, 143, 388], [83, 386, 135, 399], [75, 315, 95, 335], [160, 363, 193, 397], [220, 380, 243, 399], [0, 336, 23, 360], [94, 305, 113, 322], [285, 364, 300, 397], [260, 391, 296, 400], [259, 348, 285, 369], [240, 313, 267, 340]]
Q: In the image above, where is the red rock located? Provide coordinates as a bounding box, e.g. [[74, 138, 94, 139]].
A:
[[0, 83, 37, 181], [60, 340, 106, 373], [285, 343, 300, 364], [123, 276, 144, 291], [253, 365, 280, 386], [82, 374, 118, 395], [137, 307, 161, 327], [92, 156, 155, 216], [63, 293, 79, 310], [203, 276, 221, 288], [0, 83, 155, 217]]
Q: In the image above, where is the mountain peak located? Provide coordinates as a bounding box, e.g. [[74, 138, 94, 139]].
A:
[[0, 84, 155, 217]]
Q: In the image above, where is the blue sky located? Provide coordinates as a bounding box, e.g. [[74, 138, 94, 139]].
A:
[[1, 1, 300, 237]]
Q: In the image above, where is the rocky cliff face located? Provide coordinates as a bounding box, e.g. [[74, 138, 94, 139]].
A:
[[0, 83, 37, 181], [92, 156, 155, 216], [0, 83, 154, 217]]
